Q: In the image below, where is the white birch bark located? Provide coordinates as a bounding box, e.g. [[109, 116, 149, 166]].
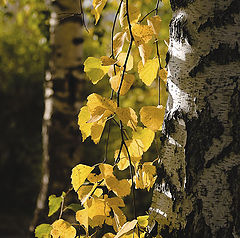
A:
[[30, 0, 85, 231], [149, 0, 240, 237]]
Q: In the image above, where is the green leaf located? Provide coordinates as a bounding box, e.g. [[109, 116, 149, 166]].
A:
[[66, 203, 82, 212], [35, 224, 52, 238], [48, 194, 63, 217]]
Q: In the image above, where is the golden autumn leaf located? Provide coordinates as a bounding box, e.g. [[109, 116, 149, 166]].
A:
[[100, 56, 117, 66], [119, 2, 141, 29], [137, 215, 149, 228], [135, 162, 157, 191], [78, 105, 106, 144], [147, 15, 162, 36], [132, 127, 155, 152], [71, 164, 94, 192], [87, 198, 111, 228], [76, 208, 88, 231], [113, 32, 127, 56], [116, 107, 138, 129], [117, 53, 134, 71], [132, 23, 154, 46], [51, 219, 76, 238], [103, 233, 115, 238], [106, 196, 125, 208], [109, 73, 135, 96], [87, 173, 103, 183], [115, 219, 138, 238], [84, 57, 109, 84], [105, 176, 131, 197], [99, 163, 114, 178], [140, 105, 165, 131], [78, 106, 93, 142], [138, 43, 152, 65], [77, 184, 98, 205], [90, 121, 106, 144], [159, 68, 168, 83], [92, 0, 107, 24], [125, 139, 144, 158], [138, 58, 159, 86]]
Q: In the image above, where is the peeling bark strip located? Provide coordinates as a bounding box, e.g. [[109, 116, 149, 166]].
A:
[[30, 0, 86, 231], [149, 0, 240, 237]]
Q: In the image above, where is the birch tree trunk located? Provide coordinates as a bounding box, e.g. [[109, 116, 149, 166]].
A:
[[149, 0, 240, 237], [30, 0, 86, 231]]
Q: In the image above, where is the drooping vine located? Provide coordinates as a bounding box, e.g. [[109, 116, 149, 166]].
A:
[[35, 0, 169, 237]]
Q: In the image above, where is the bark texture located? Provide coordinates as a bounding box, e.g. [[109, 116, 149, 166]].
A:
[[149, 0, 240, 237], [30, 0, 86, 231]]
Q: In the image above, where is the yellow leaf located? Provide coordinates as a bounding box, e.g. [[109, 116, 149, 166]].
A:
[[110, 73, 135, 96], [99, 163, 114, 178], [78, 106, 93, 142], [106, 197, 125, 208], [87, 198, 111, 228], [113, 32, 127, 56], [90, 121, 106, 144], [94, 188, 103, 197], [92, 0, 107, 24], [140, 105, 165, 131], [105, 176, 131, 197], [103, 233, 115, 238], [125, 139, 144, 158], [84, 57, 109, 84], [119, 3, 141, 29], [117, 53, 134, 71], [87, 93, 117, 121], [51, 219, 76, 238], [112, 206, 127, 232], [87, 173, 103, 183], [115, 219, 138, 238], [135, 162, 157, 191], [116, 107, 138, 129], [132, 127, 155, 152], [138, 58, 159, 86], [138, 43, 152, 65], [77, 184, 98, 205], [100, 56, 117, 66], [147, 15, 162, 36], [116, 156, 129, 171], [71, 164, 94, 192], [132, 24, 154, 46], [159, 68, 168, 83], [76, 208, 88, 231], [137, 215, 149, 228]]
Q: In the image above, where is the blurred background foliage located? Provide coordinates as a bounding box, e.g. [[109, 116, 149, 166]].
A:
[[0, 0, 171, 236]]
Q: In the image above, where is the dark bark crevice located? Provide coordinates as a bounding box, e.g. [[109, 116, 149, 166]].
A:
[[228, 165, 240, 236], [169, 16, 193, 45], [189, 42, 240, 78], [170, 0, 195, 11], [198, 0, 240, 33], [185, 104, 224, 192]]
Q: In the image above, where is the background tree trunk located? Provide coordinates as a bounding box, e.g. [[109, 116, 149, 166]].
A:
[[30, 0, 87, 232], [149, 0, 240, 237]]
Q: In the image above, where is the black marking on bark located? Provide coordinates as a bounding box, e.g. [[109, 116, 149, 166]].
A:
[[198, 0, 240, 33], [170, 0, 195, 11], [229, 80, 240, 153], [185, 104, 224, 192], [170, 17, 193, 45], [228, 165, 240, 236], [184, 200, 212, 238], [72, 37, 84, 45], [189, 43, 240, 77]]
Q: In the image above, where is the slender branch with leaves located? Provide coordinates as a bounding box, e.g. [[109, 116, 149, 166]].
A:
[[35, 0, 169, 237]]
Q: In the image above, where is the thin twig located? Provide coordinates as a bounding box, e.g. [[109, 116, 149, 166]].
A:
[[111, 0, 124, 58]]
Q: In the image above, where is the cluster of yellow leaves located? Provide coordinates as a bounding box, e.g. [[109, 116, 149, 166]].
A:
[[35, 1, 170, 237]]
